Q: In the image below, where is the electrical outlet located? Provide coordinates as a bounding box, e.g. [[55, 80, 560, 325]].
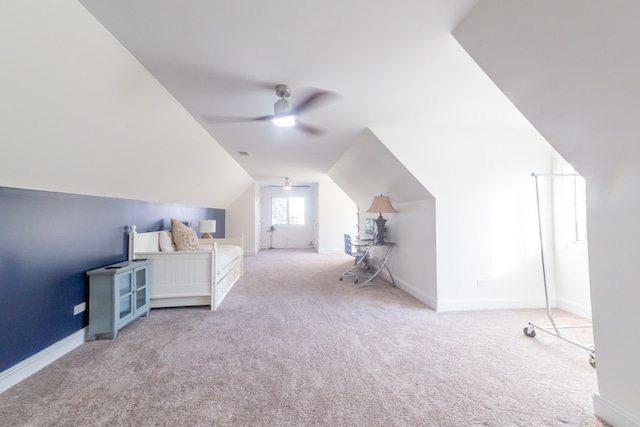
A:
[[74, 302, 86, 315]]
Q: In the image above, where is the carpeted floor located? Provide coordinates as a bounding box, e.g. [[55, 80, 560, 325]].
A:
[[0, 248, 607, 426]]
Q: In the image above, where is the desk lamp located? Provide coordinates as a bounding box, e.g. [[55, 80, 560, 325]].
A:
[[366, 195, 397, 243], [199, 220, 217, 239]]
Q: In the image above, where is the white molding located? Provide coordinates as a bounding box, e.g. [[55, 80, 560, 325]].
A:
[[394, 277, 437, 310], [359, 278, 591, 317], [436, 297, 552, 312], [0, 328, 86, 395], [593, 394, 640, 427], [556, 297, 593, 319], [318, 249, 344, 254]]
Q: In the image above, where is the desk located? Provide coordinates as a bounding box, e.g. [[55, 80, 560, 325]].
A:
[[353, 240, 396, 288]]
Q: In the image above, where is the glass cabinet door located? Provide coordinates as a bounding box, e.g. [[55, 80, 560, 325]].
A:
[[134, 267, 148, 312], [118, 271, 133, 320]]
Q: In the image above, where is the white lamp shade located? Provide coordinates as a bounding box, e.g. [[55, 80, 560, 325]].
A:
[[199, 220, 217, 234], [366, 195, 398, 214]]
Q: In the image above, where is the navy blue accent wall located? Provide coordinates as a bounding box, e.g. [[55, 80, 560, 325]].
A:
[[0, 186, 224, 372]]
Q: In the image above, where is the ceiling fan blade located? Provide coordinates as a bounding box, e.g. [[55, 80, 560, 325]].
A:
[[202, 114, 277, 124], [295, 120, 324, 136], [291, 89, 336, 115]]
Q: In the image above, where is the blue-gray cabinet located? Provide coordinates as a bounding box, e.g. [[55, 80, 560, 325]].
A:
[[86, 260, 150, 340]]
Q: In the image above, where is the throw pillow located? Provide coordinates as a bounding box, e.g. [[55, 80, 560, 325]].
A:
[[170, 218, 199, 251], [158, 230, 176, 252]]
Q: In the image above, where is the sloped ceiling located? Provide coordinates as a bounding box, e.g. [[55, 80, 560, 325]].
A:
[[1, 0, 253, 209], [453, 0, 640, 179], [78, 0, 534, 185], [328, 129, 433, 210]]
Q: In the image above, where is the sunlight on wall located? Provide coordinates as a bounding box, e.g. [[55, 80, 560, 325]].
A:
[[490, 191, 519, 279], [523, 179, 542, 261], [490, 180, 541, 280]]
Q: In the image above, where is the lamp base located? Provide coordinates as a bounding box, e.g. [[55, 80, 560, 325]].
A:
[[201, 233, 213, 240], [375, 215, 387, 243]]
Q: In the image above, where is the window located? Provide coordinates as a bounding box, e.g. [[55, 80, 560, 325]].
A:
[[271, 196, 305, 225]]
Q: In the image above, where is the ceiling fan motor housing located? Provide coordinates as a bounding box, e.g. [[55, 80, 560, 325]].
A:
[[274, 98, 293, 115], [276, 84, 291, 98]]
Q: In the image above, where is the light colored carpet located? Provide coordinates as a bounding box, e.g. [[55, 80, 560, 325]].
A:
[[0, 248, 607, 426]]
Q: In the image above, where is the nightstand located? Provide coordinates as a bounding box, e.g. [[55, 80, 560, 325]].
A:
[[86, 260, 150, 340]]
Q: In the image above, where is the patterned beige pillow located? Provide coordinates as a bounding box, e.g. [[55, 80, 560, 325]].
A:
[[170, 218, 199, 251]]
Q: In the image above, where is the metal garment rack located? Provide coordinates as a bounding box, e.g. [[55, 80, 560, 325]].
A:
[[523, 172, 596, 368]]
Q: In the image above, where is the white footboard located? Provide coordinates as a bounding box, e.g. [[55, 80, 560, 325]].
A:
[[139, 251, 214, 308], [129, 226, 243, 310]]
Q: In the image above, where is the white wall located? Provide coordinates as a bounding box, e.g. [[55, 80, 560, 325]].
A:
[[225, 183, 259, 255], [328, 129, 436, 307], [587, 174, 640, 425], [328, 129, 434, 209], [317, 176, 357, 254], [454, 3, 640, 424], [260, 185, 317, 249], [0, 0, 252, 209], [387, 199, 438, 308], [548, 154, 592, 318], [375, 127, 554, 311], [229, 177, 354, 254]]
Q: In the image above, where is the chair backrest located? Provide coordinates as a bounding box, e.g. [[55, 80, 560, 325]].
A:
[[344, 234, 354, 256]]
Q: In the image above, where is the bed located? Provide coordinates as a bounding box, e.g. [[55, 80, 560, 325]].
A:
[[128, 224, 243, 310]]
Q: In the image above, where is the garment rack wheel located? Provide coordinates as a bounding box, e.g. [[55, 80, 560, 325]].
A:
[[523, 325, 536, 338]]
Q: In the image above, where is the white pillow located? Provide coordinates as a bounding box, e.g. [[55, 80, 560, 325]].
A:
[[158, 230, 176, 252]]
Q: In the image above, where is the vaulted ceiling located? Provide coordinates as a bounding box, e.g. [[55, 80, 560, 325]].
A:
[[78, 0, 533, 186], [454, 1, 640, 179]]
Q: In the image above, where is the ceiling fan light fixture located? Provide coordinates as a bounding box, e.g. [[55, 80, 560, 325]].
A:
[[273, 115, 296, 127], [273, 98, 295, 127], [283, 177, 292, 190]]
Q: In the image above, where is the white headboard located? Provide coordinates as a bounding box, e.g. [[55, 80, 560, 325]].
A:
[[129, 225, 161, 260]]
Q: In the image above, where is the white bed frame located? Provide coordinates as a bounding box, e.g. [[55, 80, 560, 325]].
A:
[[128, 225, 243, 310]]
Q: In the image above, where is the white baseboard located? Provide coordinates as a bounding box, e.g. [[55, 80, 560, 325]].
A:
[[436, 297, 551, 312], [318, 249, 345, 254], [432, 296, 592, 318], [0, 328, 86, 394], [394, 277, 437, 310], [373, 274, 551, 314], [593, 394, 640, 427], [556, 298, 593, 319], [367, 278, 592, 318]]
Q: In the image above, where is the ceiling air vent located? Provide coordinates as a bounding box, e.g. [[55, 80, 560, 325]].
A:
[[238, 151, 250, 156]]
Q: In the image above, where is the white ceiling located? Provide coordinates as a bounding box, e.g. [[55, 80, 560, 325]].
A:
[[79, 0, 534, 186], [454, 1, 640, 179]]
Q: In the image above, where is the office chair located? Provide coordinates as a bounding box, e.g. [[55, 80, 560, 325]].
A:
[[339, 234, 369, 284]]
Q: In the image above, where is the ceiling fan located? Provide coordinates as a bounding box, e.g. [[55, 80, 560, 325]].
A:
[[202, 84, 335, 136], [268, 177, 310, 190]]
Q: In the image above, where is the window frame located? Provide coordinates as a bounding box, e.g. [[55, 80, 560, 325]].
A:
[[270, 196, 306, 226]]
